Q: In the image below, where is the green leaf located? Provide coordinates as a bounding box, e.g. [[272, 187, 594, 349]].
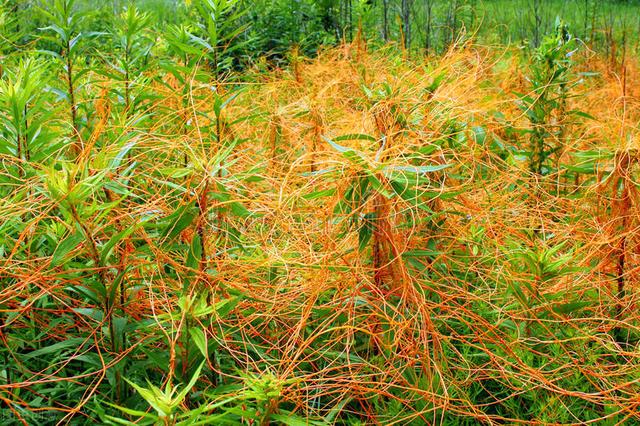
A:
[[215, 296, 241, 318], [402, 249, 442, 257], [125, 380, 172, 418], [73, 308, 104, 322], [213, 92, 240, 118], [230, 202, 251, 218], [387, 164, 451, 174], [270, 413, 321, 426], [342, 150, 369, 169], [367, 173, 393, 199], [106, 271, 127, 311], [186, 234, 202, 271], [21, 338, 85, 360], [323, 137, 370, 168], [568, 110, 596, 120], [100, 226, 137, 264], [51, 229, 84, 267], [323, 137, 351, 153], [189, 327, 207, 358], [103, 413, 155, 425], [552, 301, 591, 315], [472, 126, 487, 144], [174, 361, 206, 404], [161, 203, 197, 243], [303, 188, 336, 200], [111, 316, 128, 350], [358, 214, 375, 252], [333, 133, 377, 142]]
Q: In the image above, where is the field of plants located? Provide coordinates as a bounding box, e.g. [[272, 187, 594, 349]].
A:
[[1, 0, 640, 424]]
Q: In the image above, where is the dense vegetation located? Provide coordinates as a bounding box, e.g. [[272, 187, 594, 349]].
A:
[[4, 0, 640, 59], [1, 0, 639, 424]]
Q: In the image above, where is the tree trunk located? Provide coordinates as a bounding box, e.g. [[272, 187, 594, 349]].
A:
[[382, 0, 389, 41], [402, 0, 412, 50], [425, 0, 433, 52]]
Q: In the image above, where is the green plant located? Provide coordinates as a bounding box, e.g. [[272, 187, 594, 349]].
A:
[[104, 362, 205, 426], [191, 0, 250, 78], [38, 0, 93, 155], [326, 132, 449, 293], [0, 59, 61, 177], [2, 4, 640, 425], [110, 6, 153, 118], [517, 18, 576, 176]]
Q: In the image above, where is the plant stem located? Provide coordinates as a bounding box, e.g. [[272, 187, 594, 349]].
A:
[[65, 41, 81, 156]]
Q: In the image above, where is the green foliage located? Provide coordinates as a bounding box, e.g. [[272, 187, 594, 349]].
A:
[[110, 6, 153, 115], [1, 2, 639, 425], [191, 0, 251, 76], [518, 18, 577, 175], [0, 59, 61, 170]]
